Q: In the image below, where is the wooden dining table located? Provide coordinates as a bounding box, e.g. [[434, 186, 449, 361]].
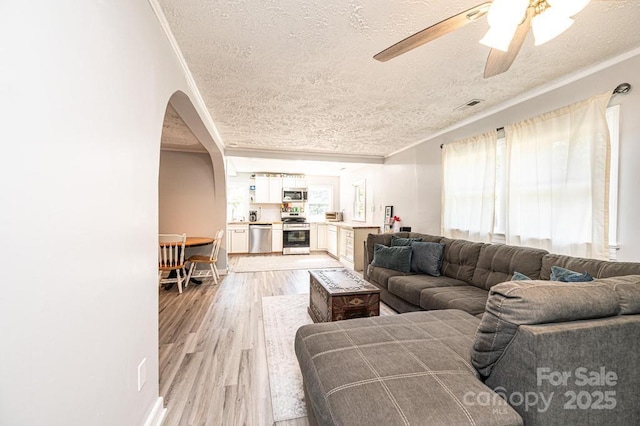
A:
[[184, 237, 214, 247], [159, 236, 214, 247]]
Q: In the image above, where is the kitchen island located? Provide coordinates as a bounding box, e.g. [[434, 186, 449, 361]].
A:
[[325, 222, 380, 271]]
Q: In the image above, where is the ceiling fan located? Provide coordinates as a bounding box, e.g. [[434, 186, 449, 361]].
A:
[[374, 0, 599, 78]]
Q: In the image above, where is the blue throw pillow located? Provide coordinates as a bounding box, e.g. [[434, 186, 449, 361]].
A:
[[391, 236, 423, 247], [550, 266, 594, 282], [410, 242, 445, 276], [371, 244, 412, 273], [511, 271, 532, 281]]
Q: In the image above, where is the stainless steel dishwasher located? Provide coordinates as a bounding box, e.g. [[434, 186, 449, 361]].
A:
[[249, 224, 272, 253]]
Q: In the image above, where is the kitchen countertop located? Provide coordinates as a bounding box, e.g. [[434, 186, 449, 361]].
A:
[[227, 221, 379, 230], [325, 222, 380, 230], [227, 221, 282, 225]]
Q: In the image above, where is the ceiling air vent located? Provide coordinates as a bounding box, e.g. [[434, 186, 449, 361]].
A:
[[454, 98, 484, 112]]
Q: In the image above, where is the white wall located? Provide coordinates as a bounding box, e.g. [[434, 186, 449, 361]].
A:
[[339, 165, 385, 226], [0, 1, 222, 425], [375, 52, 640, 261], [159, 151, 217, 235]]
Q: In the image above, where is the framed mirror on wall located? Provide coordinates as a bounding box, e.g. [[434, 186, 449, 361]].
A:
[[353, 179, 366, 222]]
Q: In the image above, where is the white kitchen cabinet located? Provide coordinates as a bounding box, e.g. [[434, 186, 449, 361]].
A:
[[254, 176, 282, 204], [310, 223, 318, 250], [254, 176, 269, 203], [340, 229, 354, 267], [268, 177, 282, 203], [338, 225, 379, 271], [227, 224, 249, 254], [316, 223, 327, 250], [282, 177, 307, 188], [327, 224, 338, 258], [272, 223, 283, 252], [310, 223, 328, 251]]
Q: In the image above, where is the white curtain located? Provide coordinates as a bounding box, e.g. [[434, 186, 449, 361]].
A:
[[442, 130, 497, 242], [505, 92, 612, 259]]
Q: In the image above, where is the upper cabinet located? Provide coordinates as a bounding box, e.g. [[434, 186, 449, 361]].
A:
[[282, 176, 307, 188], [268, 177, 282, 203], [254, 176, 283, 204]]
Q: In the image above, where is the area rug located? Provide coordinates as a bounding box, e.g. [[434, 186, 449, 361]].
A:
[[262, 293, 313, 422], [233, 254, 343, 273]]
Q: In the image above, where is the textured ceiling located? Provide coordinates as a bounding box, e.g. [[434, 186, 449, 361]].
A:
[[157, 0, 640, 158], [161, 104, 207, 152]]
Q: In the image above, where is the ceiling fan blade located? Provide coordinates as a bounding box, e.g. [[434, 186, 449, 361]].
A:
[[483, 7, 532, 78], [374, 2, 492, 62]]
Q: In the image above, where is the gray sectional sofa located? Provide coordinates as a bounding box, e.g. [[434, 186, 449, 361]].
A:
[[295, 232, 640, 425], [363, 232, 640, 316]]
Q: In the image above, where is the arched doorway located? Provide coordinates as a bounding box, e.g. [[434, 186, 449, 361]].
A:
[[156, 91, 227, 409]]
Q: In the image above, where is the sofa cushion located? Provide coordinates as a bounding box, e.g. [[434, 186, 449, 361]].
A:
[[410, 242, 445, 276], [550, 265, 594, 282], [540, 253, 606, 280], [471, 244, 547, 290], [419, 286, 489, 316], [391, 236, 422, 246], [295, 310, 522, 426], [366, 233, 442, 271], [366, 233, 405, 268], [598, 261, 640, 278], [440, 238, 485, 283], [388, 275, 467, 306], [471, 280, 620, 378], [407, 232, 443, 244], [367, 265, 411, 290], [594, 275, 640, 314], [371, 244, 412, 273], [542, 253, 640, 280]]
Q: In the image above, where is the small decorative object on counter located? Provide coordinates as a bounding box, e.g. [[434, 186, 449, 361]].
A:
[[392, 215, 401, 233]]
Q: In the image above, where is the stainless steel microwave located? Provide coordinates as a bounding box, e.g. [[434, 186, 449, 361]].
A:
[[283, 189, 307, 202]]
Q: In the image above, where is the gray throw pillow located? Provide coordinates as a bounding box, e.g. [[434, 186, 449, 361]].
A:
[[551, 265, 594, 282], [511, 271, 531, 281], [391, 236, 423, 247], [371, 244, 412, 273], [410, 242, 444, 276]]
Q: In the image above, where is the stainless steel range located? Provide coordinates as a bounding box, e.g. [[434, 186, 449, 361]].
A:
[[282, 217, 310, 255]]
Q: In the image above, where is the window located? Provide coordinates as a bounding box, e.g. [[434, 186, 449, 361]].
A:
[[443, 94, 618, 260], [227, 182, 248, 222], [441, 131, 497, 242], [606, 105, 620, 258], [307, 185, 333, 222], [352, 180, 366, 222]]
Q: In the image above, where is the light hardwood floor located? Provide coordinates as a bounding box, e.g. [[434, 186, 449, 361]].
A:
[[159, 256, 312, 426], [159, 255, 394, 425]]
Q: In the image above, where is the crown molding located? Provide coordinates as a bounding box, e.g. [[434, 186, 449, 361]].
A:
[[147, 0, 226, 156], [225, 148, 384, 164]]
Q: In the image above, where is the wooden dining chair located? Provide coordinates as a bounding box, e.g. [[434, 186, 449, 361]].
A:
[[158, 233, 187, 294], [186, 229, 224, 285]]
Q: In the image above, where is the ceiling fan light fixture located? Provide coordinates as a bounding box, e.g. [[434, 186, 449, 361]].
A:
[[480, 0, 529, 51], [480, 24, 518, 51], [532, 8, 574, 46], [546, 0, 591, 17], [486, 0, 529, 27]]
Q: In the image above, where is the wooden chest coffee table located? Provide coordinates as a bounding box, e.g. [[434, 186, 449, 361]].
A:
[[308, 269, 381, 323]]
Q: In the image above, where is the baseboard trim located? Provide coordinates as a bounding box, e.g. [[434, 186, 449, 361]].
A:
[[143, 397, 166, 426]]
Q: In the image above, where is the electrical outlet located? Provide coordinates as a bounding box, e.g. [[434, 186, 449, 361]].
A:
[[137, 358, 147, 392]]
